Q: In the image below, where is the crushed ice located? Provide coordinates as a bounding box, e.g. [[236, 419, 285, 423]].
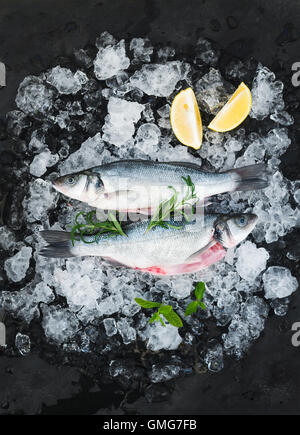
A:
[[0, 33, 299, 384]]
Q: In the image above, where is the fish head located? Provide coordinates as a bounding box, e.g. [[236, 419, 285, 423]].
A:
[[52, 171, 104, 202], [214, 213, 258, 248]]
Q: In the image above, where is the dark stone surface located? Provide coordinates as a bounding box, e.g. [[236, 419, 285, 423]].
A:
[[0, 0, 299, 415]]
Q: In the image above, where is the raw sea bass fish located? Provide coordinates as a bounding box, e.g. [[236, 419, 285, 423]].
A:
[[39, 213, 258, 276], [53, 160, 268, 213]]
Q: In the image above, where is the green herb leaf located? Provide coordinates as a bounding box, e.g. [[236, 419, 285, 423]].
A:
[[163, 309, 183, 328], [149, 312, 159, 323], [108, 212, 127, 237], [134, 298, 162, 309], [158, 315, 166, 327], [198, 301, 206, 310], [184, 301, 199, 317], [70, 210, 127, 245], [158, 305, 173, 315], [184, 282, 207, 317], [148, 312, 166, 327], [195, 282, 206, 301]]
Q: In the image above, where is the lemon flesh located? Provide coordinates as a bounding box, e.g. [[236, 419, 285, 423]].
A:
[[208, 82, 252, 132], [170, 88, 203, 150]]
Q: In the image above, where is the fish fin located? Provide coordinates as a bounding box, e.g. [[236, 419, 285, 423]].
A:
[[102, 160, 203, 171], [185, 240, 217, 263], [225, 163, 269, 192], [39, 231, 75, 258], [40, 230, 71, 243], [164, 161, 202, 170]]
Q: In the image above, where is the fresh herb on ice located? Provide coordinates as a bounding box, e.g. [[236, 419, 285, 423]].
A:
[[135, 298, 183, 328], [70, 210, 127, 246], [185, 282, 206, 316], [146, 175, 198, 232]]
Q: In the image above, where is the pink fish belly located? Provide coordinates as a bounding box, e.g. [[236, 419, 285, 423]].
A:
[[134, 243, 227, 276]]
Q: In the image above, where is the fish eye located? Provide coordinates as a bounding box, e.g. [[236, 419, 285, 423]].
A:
[[65, 176, 77, 185], [235, 216, 247, 227]]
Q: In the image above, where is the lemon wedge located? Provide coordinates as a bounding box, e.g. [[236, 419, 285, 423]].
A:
[[208, 82, 252, 132], [170, 88, 203, 150]]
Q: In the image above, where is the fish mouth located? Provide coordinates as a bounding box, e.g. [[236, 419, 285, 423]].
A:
[[52, 178, 65, 194]]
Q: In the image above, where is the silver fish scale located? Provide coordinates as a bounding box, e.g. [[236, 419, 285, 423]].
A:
[[88, 160, 236, 211], [92, 160, 233, 190], [72, 215, 218, 268]]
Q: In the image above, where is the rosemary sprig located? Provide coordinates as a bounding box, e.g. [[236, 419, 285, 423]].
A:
[[146, 175, 199, 233], [70, 210, 127, 246]]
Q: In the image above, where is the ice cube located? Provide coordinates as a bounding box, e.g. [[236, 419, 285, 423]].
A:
[[15, 333, 31, 356], [54, 267, 100, 310], [264, 128, 291, 158], [23, 179, 58, 223], [294, 189, 300, 204], [150, 364, 181, 383], [170, 277, 193, 299], [269, 298, 290, 317], [130, 62, 190, 97], [195, 37, 219, 66], [250, 64, 285, 120], [146, 323, 182, 351], [222, 297, 269, 359], [29, 130, 46, 153], [46, 66, 83, 94], [6, 110, 31, 137], [94, 40, 130, 80], [0, 282, 55, 323], [4, 247, 32, 282], [102, 97, 144, 146], [204, 341, 224, 372], [97, 292, 124, 317], [135, 123, 161, 154], [29, 149, 59, 177], [59, 133, 105, 174], [16, 76, 54, 115], [235, 241, 269, 282], [0, 226, 16, 251], [157, 104, 170, 118], [263, 266, 298, 299], [195, 68, 234, 114], [213, 290, 240, 326], [95, 31, 117, 49], [117, 318, 136, 344], [42, 305, 80, 344], [130, 38, 153, 63], [157, 46, 175, 62], [270, 110, 294, 126], [103, 318, 117, 337]]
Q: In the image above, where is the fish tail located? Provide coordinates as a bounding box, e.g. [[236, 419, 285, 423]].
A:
[[225, 163, 269, 192], [39, 231, 75, 258]]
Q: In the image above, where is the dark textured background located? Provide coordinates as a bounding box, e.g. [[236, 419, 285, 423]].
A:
[[0, 0, 299, 415]]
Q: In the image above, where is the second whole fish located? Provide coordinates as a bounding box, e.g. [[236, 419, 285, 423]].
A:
[[39, 212, 258, 275]]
